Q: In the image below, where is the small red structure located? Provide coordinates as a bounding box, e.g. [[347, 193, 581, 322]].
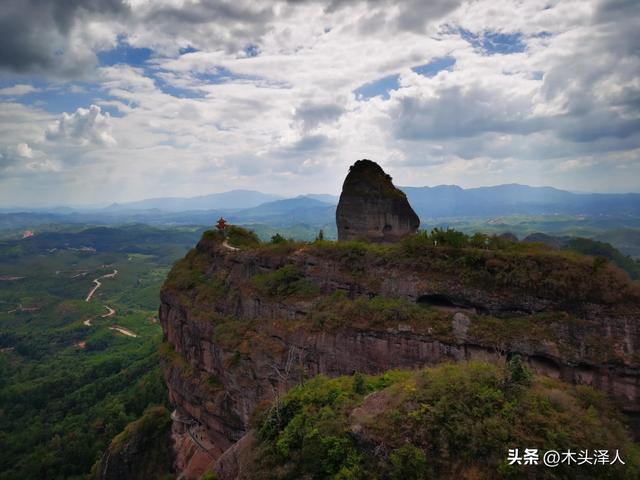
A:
[[215, 217, 228, 231]]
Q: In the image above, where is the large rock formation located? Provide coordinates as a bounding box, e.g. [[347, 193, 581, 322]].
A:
[[336, 159, 420, 242], [159, 231, 640, 478], [93, 406, 174, 480]]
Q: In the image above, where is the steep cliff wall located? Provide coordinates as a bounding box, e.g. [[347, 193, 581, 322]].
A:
[[159, 231, 640, 478]]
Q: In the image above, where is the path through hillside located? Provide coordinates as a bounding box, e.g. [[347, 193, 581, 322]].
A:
[[109, 325, 137, 337], [222, 239, 239, 251], [85, 269, 118, 302]]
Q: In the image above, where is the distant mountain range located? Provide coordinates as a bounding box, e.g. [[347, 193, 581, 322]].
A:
[[104, 189, 285, 212], [230, 196, 336, 223], [2, 185, 640, 228], [401, 184, 640, 218]]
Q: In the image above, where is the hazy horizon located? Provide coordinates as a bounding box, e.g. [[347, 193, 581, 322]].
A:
[[4, 181, 640, 212]]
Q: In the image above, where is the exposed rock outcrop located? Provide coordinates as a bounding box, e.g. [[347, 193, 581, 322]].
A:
[[336, 159, 419, 242], [159, 233, 640, 478], [93, 406, 174, 480]]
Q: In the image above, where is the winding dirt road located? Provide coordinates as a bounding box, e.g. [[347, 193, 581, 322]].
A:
[[109, 325, 137, 337], [85, 269, 118, 302], [82, 268, 138, 338]]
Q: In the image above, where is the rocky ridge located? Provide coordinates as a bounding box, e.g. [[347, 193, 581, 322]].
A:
[[159, 231, 640, 478]]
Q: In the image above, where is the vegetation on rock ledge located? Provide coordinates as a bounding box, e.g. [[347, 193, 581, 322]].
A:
[[251, 361, 639, 480], [91, 405, 174, 480]]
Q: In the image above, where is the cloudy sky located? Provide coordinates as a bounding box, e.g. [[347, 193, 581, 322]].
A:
[[0, 0, 638, 206]]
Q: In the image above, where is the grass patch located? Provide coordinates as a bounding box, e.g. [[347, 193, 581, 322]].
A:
[[159, 342, 193, 377], [227, 226, 261, 249], [310, 292, 453, 338], [251, 265, 319, 299]]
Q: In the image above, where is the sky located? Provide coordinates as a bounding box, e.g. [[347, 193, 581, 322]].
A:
[[0, 0, 639, 206]]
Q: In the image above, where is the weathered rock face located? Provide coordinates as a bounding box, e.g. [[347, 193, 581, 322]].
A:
[[159, 236, 640, 479], [94, 406, 174, 480], [336, 159, 420, 242]]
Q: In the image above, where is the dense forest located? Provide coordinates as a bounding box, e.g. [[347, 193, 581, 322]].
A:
[[0, 226, 201, 479]]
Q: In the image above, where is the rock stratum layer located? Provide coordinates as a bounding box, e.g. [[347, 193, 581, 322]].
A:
[[159, 232, 640, 479], [336, 159, 419, 242]]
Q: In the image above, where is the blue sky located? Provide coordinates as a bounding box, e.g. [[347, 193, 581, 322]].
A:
[[354, 57, 458, 100], [0, 0, 638, 206]]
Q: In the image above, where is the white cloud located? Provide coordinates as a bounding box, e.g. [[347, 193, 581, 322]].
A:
[[0, 0, 639, 205], [0, 142, 60, 175], [46, 105, 116, 146], [0, 84, 39, 96]]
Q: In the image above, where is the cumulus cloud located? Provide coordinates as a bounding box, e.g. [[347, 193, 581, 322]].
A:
[[294, 101, 345, 132], [0, 84, 40, 96], [0, 0, 130, 77], [46, 105, 116, 146], [0, 142, 59, 174]]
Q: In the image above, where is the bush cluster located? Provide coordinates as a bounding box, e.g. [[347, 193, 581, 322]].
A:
[[252, 362, 640, 480], [250, 265, 319, 299]]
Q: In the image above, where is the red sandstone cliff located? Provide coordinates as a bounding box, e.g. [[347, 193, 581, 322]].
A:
[[159, 233, 640, 479]]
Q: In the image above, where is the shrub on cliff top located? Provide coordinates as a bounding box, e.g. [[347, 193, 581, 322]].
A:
[[250, 265, 319, 299], [226, 225, 261, 248], [310, 292, 452, 338], [167, 226, 639, 315], [252, 362, 639, 480]]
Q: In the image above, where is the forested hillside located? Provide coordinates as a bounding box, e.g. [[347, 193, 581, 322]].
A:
[[0, 226, 200, 480]]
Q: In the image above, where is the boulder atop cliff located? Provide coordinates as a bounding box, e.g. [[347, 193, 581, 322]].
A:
[[336, 159, 420, 242]]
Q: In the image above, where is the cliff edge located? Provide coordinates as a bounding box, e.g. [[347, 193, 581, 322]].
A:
[[159, 229, 640, 478], [158, 161, 640, 479]]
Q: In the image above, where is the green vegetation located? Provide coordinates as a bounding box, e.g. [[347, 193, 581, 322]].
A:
[[227, 225, 261, 248], [0, 224, 201, 264], [567, 237, 640, 279], [402, 227, 521, 252], [91, 405, 174, 480], [0, 225, 197, 480], [596, 228, 640, 259], [159, 341, 194, 377], [196, 225, 260, 250], [251, 265, 319, 299], [310, 231, 638, 305], [310, 292, 452, 338], [173, 226, 639, 302], [271, 233, 287, 244], [253, 362, 639, 479], [422, 215, 640, 258], [346, 160, 407, 200], [238, 223, 338, 243], [163, 227, 639, 365]]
